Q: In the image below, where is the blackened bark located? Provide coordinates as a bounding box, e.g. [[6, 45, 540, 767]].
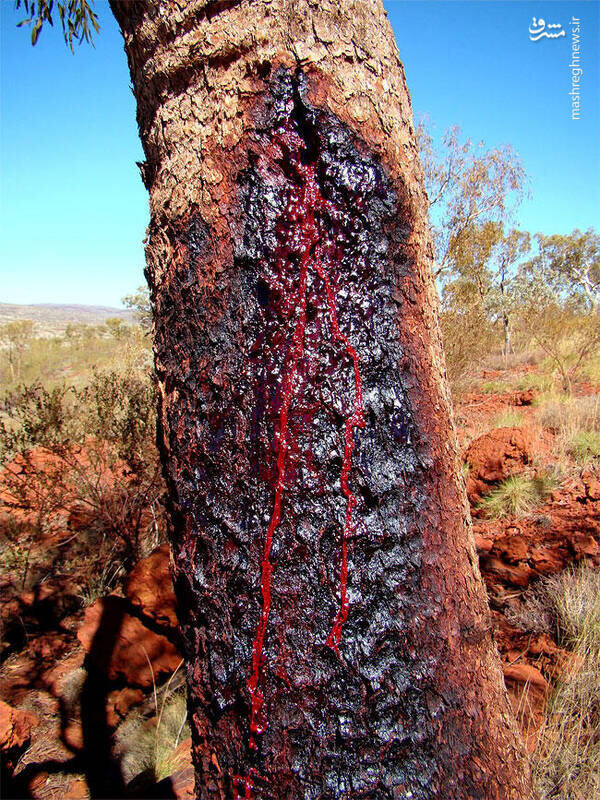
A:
[[111, 1, 533, 798]]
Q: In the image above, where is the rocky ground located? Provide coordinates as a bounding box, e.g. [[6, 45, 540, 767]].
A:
[[1, 364, 598, 798]]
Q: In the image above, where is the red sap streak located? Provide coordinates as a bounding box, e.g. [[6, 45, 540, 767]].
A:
[[246, 128, 315, 752], [312, 250, 366, 654], [238, 124, 366, 795], [233, 768, 259, 800]]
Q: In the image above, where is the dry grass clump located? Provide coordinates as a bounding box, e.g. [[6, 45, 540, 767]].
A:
[[533, 566, 600, 799], [504, 582, 555, 637], [538, 395, 600, 435], [479, 379, 513, 394], [117, 691, 189, 784], [78, 554, 125, 607], [537, 395, 600, 469], [115, 664, 189, 787], [484, 349, 546, 371], [477, 473, 557, 519], [568, 431, 600, 466]]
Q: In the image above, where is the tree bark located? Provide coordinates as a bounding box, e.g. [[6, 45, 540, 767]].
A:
[[111, 1, 533, 798]]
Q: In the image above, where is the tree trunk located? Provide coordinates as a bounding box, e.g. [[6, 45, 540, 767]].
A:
[[503, 312, 511, 365], [111, 2, 532, 798]]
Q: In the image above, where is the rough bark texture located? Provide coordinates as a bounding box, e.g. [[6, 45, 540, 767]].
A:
[[111, 1, 533, 798]]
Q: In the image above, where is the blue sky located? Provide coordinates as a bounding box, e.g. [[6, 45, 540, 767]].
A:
[[1, 0, 598, 307]]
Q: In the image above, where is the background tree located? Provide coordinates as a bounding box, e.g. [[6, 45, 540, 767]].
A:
[[447, 222, 530, 361], [515, 228, 600, 392], [123, 284, 153, 333], [104, 316, 128, 340], [526, 228, 600, 313], [417, 119, 527, 280], [0, 319, 35, 381]]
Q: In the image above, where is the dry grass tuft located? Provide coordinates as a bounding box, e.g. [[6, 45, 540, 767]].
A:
[[568, 431, 600, 466], [115, 662, 189, 787], [477, 473, 556, 519], [533, 566, 600, 799], [538, 395, 600, 436]]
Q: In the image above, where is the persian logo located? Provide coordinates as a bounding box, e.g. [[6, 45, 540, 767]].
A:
[[529, 17, 566, 41]]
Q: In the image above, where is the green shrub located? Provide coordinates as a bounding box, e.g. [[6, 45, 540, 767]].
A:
[[439, 306, 497, 388], [0, 383, 79, 459], [514, 372, 555, 392]]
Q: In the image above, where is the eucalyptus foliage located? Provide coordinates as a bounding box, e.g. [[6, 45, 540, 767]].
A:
[[15, 0, 99, 50]]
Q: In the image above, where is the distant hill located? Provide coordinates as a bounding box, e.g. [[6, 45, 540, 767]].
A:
[[0, 302, 135, 337]]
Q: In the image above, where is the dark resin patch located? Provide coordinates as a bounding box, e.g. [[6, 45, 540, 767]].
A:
[[159, 69, 446, 799]]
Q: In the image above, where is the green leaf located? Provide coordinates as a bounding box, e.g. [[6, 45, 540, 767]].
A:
[[31, 17, 42, 45]]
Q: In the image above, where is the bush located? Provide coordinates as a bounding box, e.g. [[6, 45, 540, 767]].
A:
[[515, 304, 600, 393], [440, 306, 497, 387], [0, 371, 166, 567], [0, 383, 79, 459]]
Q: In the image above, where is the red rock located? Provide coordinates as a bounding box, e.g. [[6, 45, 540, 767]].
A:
[[64, 720, 84, 751], [28, 771, 49, 793], [77, 596, 182, 687], [571, 534, 598, 558], [473, 533, 493, 554], [42, 649, 86, 696], [481, 557, 536, 588], [503, 662, 548, 689], [496, 533, 528, 564], [0, 699, 38, 751], [106, 687, 145, 727], [529, 547, 563, 573], [126, 545, 178, 633], [67, 499, 97, 531], [583, 473, 600, 501], [511, 389, 537, 406], [465, 426, 533, 505]]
